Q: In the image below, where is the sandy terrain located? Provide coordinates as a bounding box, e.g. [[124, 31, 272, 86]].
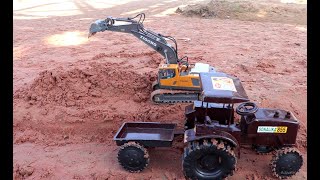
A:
[[13, 0, 307, 179]]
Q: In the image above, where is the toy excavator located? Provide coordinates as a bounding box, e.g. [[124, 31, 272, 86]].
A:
[[88, 13, 216, 103]]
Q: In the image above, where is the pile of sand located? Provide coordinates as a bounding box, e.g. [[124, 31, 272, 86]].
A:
[[176, 0, 306, 25], [14, 62, 157, 107], [13, 61, 186, 146]]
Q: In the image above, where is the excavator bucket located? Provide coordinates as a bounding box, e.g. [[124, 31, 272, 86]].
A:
[[88, 19, 107, 38]]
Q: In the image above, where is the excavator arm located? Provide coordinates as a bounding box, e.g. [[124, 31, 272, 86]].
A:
[[88, 13, 185, 65]]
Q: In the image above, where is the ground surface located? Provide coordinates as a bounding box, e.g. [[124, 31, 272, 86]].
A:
[[13, 0, 307, 179]]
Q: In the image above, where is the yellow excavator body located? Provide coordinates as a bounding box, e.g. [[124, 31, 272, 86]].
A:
[[156, 64, 201, 90]]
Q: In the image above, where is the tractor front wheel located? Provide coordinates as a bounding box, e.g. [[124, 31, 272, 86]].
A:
[[270, 147, 303, 179]]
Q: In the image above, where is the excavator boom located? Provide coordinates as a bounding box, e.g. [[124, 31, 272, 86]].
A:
[[89, 13, 181, 64]]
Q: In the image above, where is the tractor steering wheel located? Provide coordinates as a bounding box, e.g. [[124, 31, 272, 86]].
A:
[[236, 102, 259, 115]]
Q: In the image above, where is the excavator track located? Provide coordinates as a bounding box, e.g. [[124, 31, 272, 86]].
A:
[[151, 89, 200, 104]]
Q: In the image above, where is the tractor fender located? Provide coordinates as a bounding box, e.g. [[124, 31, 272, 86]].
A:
[[184, 129, 242, 158], [184, 129, 239, 148]]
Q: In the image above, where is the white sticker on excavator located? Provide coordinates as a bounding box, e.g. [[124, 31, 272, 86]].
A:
[[211, 77, 237, 92]]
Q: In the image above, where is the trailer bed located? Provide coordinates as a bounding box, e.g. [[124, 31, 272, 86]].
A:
[[114, 122, 176, 147]]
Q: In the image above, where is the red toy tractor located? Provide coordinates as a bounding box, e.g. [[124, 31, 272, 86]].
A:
[[113, 72, 303, 179]]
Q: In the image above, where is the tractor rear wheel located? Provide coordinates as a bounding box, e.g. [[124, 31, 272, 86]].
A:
[[117, 142, 149, 173], [270, 147, 303, 179], [183, 139, 237, 180]]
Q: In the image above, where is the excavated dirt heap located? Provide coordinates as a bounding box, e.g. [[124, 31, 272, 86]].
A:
[[14, 62, 157, 107], [176, 0, 306, 25], [13, 62, 185, 146], [176, 0, 259, 18]]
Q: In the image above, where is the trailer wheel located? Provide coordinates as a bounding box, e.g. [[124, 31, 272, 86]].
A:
[[117, 142, 149, 173], [270, 147, 303, 179], [183, 139, 237, 180]]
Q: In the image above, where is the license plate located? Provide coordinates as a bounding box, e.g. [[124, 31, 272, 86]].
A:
[[257, 126, 287, 133]]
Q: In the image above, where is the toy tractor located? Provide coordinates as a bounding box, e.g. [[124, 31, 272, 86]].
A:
[[113, 72, 303, 179]]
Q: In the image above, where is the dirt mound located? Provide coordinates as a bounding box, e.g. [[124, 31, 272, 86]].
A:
[[177, 0, 259, 18], [14, 62, 157, 107], [176, 0, 306, 25], [14, 164, 35, 179], [13, 103, 184, 146], [91, 51, 163, 68], [13, 61, 186, 146]]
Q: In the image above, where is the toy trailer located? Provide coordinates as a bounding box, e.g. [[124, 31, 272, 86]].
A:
[[114, 122, 177, 148], [113, 72, 303, 180], [113, 122, 183, 172]]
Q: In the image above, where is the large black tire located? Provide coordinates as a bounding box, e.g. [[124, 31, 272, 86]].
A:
[[270, 147, 303, 179], [117, 142, 149, 173], [183, 139, 237, 180]]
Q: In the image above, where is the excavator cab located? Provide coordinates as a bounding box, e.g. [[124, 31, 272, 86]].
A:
[[159, 68, 176, 79], [156, 63, 216, 91], [157, 64, 181, 88], [157, 64, 201, 90]]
